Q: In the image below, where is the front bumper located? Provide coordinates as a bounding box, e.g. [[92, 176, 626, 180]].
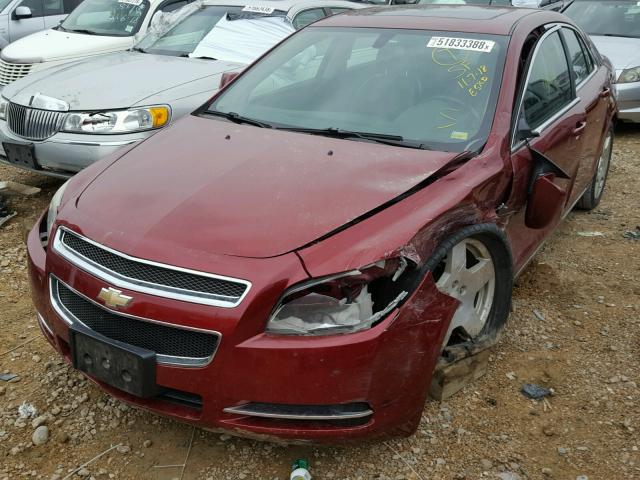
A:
[[614, 81, 640, 122], [27, 217, 456, 442], [0, 120, 150, 177]]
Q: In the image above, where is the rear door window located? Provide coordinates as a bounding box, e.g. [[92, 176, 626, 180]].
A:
[[561, 27, 593, 86], [522, 31, 573, 130], [62, 0, 82, 13], [43, 0, 63, 15]]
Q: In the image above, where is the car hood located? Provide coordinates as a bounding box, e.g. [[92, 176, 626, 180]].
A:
[[4, 52, 243, 110], [591, 35, 640, 74], [74, 115, 461, 259], [0, 28, 132, 63]]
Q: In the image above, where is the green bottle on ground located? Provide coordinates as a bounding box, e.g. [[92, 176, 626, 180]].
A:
[[290, 459, 312, 480]]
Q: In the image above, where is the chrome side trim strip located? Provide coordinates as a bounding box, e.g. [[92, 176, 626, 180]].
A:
[[53, 227, 251, 308], [48, 275, 221, 367], [223, 404, 374, 421]]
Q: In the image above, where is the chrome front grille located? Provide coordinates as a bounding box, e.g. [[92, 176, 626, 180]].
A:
[[52, 227, 251, 308], [7, 103, 66, 141], [0, 60, 33, 86], [50, 276, 221, 366]]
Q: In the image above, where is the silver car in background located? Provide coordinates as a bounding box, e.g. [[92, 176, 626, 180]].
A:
[[563, 0, 640, 122], [0, 0, 363, 177]]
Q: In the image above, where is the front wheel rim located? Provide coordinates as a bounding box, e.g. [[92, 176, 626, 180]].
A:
[[594, 131, 612, 199], [434, 237, 496, 348]]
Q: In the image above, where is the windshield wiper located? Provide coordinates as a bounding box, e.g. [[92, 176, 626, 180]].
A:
[[64, 28, 99, 35], [278, 127, 431, 150], [132, 46, 147, 53], [206, 110, 273, 128]]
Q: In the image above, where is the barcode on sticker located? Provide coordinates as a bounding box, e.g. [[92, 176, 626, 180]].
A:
[[242, 5, 275, 13], [427, 37, 495, 53]]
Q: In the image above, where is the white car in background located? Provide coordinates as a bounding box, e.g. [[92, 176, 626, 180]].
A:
[[0, 0, 195, 86], [0, 0, 82, 51]]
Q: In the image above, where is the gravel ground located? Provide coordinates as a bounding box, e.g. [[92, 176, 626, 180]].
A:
[[0, 125, 638, 480]]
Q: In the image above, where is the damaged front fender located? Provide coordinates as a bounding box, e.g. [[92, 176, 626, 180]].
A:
[[297, 149, 510, 278]]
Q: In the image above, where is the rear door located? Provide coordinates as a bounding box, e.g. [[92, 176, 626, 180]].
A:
[[559, 25, 611, 204], [505, 26, 588, 271]]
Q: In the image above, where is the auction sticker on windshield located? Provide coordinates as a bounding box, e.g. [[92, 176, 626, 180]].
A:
[[427, 37, 495, 53], [242, 5, 275, 13]]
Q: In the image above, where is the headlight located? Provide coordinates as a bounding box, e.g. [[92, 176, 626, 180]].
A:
[[266, 258, 413, 336], [46, 180, 70, 237], [618, 66, 640, 84], [0, 97, 8, 120], [61, 105, 171, 134]]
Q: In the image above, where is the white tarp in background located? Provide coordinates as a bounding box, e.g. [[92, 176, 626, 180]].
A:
[[190, 15, 295, 64]]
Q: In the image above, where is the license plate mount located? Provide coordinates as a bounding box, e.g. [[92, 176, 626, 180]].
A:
[[69, 324, 158, 398], [2, 142, 40, 170]]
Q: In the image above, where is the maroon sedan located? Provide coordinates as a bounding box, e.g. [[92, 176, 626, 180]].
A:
[[28, 5, 615, 442]]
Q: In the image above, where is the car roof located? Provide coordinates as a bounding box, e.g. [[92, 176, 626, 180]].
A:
[[312, 4, 559, 35], [201, 0, 366, 12]]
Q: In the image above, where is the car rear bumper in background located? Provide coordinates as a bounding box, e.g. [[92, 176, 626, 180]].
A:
[[27, 216, 457, 442], [614, 81, 640, 122], [0, 121, 149, 177]]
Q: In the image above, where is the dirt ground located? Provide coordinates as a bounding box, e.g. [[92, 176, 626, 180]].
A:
[[0, 125, 638, 480]]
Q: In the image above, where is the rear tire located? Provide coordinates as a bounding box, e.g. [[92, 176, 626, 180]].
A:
[[576, 126, 614, 210]]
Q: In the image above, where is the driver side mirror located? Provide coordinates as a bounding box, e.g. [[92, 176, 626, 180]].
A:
[[525, 173, 566, 229], [13, 6, 32, 19], [219, 71, 239, 90]]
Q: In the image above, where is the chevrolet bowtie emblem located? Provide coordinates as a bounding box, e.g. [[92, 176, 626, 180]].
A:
[[97, 287, 133, 309]]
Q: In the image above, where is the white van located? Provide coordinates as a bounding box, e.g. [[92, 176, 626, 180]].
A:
[[0, 0, 193, 85]]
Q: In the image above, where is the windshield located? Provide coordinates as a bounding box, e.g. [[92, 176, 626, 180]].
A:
[[563, 0, 640, 38], [137, 6, 294, 61], [205, 27, 507, 152], [60, 0, 150, 36]]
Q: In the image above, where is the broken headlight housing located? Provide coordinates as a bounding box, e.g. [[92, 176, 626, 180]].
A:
[[61, 105, 171, 134], [266, 258, 415, 336]]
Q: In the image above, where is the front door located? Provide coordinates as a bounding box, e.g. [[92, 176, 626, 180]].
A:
[[505, 27, 588, 271], [9, 0, 45, 41]]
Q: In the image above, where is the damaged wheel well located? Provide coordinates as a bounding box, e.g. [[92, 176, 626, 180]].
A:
[[419, 223, 513, 348]]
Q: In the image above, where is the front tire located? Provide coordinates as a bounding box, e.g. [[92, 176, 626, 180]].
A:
[[428, 225, 513, 349], [576, 126, 614, 210]]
